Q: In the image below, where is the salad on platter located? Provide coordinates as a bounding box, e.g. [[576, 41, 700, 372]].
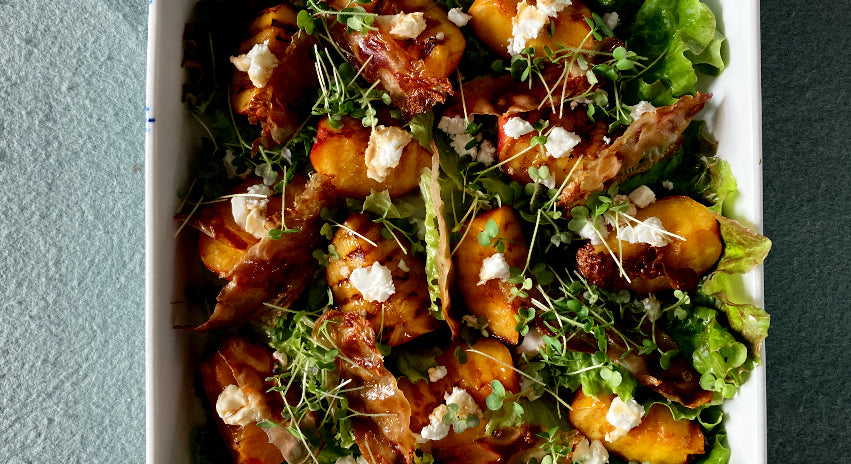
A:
[[175, 0, 771, 463]]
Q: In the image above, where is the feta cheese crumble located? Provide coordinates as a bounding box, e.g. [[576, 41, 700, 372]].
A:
[[215, 385, 264, 426], [364, 125, 412, 182], [349, 262, 396, 303], [419, 405, 451, 441], [628, 185, 656, 208], [517, 327, 546, 356], [536, 0, 573, 18], [545, 127, 581, 158], [507, 1, 548, 55], [503, 117, 535, 138], [662, 179, 675, 190], [428, 365, 448, 382], [231, 184, 273, 239], [617, 216, 671, 247], [578, 221, 608, 245], [230, 40, 279, 88], [438, 116, 496, 164], [601, 11, 619, 30], [397, 259, 409, 272], [628, 100, 656, 120], [272, 350, 288, 367], [478, 253, 511, 285], [445, 387, 482, 418], [384, 12, 427, 40], [447, 7, 472, 27], [572, 437, 609, 464], [605, 396, 645, 442], [641, 294, 661, 322], [335, 455, 369, 464]]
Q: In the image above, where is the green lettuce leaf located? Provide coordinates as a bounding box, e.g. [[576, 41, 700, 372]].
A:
[[393, 347, 441, 383], [627, 0, 726, 105], [668, 306, 751, 399], [419, 168, 443, 319], [695, 432, 732, 464], [702, 214, 772, 353]]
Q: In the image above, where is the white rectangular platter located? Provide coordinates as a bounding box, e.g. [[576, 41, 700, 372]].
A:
[[145, 0, 766, 462]]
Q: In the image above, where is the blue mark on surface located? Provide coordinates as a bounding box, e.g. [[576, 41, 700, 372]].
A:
[[145, 106, 155, 133]]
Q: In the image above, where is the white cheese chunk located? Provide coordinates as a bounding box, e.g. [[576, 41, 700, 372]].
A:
[[545, 127, 581, 158], [578, 221, 608, 245], [448, 7, 472, 27], [349, 262, 396, 303], [231, 184, 273, 239], [478, 253, 511, 285], [628, 185, 656, 208], [662, 180, 675, 190], [428, 365, 448, 382], [419, 404, 450, 442], [230, 40, 279, 88], [335, 455, 369, 464], [628, 100, 656, 120], [445, 387, 482, 417], [503, 117, 535, 138], [536, 0, 573, 18], [572, 437, 609, 464], [640, 294, 661, 322], [617, 216, 671, 247], [605, 396, 645, 442], [215, 384, 264, 426], [476, 139, 496, 165], [538, 173, 556, 189], [507, 1, 548, 55], [517, 327, 546, 357], [438, 116, 495, 164], [602, 11, 619, 30], [272, 350, 288, 368], [365, 125, 412, 182], [397, 259, 409, 272], [385, 12, 427, 40]]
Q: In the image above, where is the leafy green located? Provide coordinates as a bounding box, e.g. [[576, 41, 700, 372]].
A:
[[695, 432, 732, 464], [419, 168, 444, 319], [394, 347, 441, 383], [627, 0, 726, 105], [702, 215, 772, 353], [667, 306, 750, 399], [408, 112, 435, 149], [536, 349, 639, 400]]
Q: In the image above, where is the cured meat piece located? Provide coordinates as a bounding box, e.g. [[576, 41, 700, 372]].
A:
[[316, 310, 417, 464], [559, 93, 711, 207], [333, 0, 466, 115], [193, 174, 338, 331], [199, 337, 313, 464]]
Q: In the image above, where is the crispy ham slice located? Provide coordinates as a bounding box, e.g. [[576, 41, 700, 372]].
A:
[[316, 310, 417, 464], [191, 174, 338, 331], [200, 337, 314, 464], [558, 93, 712, 207]]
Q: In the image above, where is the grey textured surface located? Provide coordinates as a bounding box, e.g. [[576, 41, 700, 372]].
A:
[[762, 0, 851, 461], [0, 1, 147, 462], [0, 0, 848, 462]]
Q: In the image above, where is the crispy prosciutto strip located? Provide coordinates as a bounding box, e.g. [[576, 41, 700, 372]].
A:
[[332, 0, 466, 116], [200, 337, 313, 464], [192, 173, 338, 331], [559, 93, 712, 207], [315, 310, 416, 464]]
